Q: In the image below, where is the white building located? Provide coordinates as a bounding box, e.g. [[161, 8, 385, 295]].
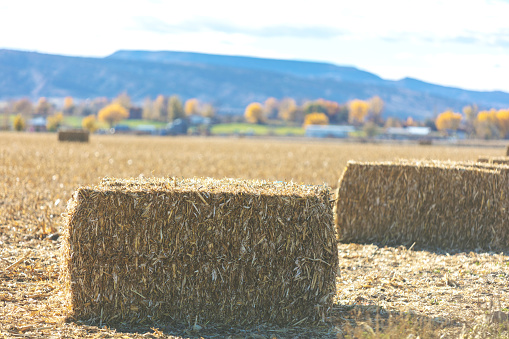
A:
[[305, 125, 356, 138]]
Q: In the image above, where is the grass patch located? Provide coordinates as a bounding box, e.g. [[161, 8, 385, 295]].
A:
[[211, 123, 304, 136]]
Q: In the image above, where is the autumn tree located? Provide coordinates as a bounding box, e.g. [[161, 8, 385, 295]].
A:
[[303, 112, 329, 127], [167, 95, 185, 122], [35, 97, 53, 116], [115, 92, 132, 109], [367, 96, 384, 125], [405, 117, 417, 127], [201, 103, 215, 118], [475, 109, 498, 139], [63, 96, 75, 115], [98, 103, 129, 128], [245, 102, 265, 124], [13, 98, 33, 116], [142, 97, 155, 120], [264, 97, 279, 120], [13, 114, 26, 131], [303, 100, 328, 115], [496, 109, 509, 138], [46, 112, 64, 131], [278, 98, 303, 123], [462, 104, 478, 135], [153, 95, 167, 121], [348, 99, 369, 125], [435, 110, 462, 132], [185, 98, 200, 116], [384, 117, 402, 128], [81, 114, 98, 133]]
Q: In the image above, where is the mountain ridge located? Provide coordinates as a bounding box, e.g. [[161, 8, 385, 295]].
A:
[[1, 48, 508, 120]]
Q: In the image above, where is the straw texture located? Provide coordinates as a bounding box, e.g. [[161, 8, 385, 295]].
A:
[[61, 177, 338, 326], [335, 160, 509, 250]]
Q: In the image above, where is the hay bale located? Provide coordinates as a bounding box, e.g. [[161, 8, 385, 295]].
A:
[[335, 160, 509, 250], [58, 129, 89, 142], [61, 177, 338, 326], [477, 156, 509, 165]]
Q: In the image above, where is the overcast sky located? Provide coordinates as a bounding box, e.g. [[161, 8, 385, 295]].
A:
[[1, 0, 508, 92]]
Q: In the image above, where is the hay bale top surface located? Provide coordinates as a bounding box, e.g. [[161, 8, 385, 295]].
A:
[[97, 176, 329, 197], [345, 159, 509, 174]]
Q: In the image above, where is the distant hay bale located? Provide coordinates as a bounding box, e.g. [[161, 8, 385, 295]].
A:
[[58, 129, 89, 142], [477, 156, 509, 165], [334, 160, 509, 250], [61, 177, 338, 326]]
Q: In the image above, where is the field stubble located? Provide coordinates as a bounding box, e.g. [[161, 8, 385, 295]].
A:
[[1, 133, 508, 338]]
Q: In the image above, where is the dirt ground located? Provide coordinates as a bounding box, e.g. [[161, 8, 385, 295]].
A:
[[2, 133, 508, 338], [2, 231, 508, 338]]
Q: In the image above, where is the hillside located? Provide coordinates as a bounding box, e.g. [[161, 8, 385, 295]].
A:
[[1, 48, 509, 120]]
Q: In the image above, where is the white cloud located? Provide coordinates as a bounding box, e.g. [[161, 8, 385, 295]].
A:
[[0, 0, 509, 91]]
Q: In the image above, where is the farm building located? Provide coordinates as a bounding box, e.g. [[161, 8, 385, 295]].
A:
[[28, 116, 47, 132], [305, 124, 355, 138], [381, 126, 431, 140]]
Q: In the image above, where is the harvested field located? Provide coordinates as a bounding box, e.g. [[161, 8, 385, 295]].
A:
[[1, 133, 509, 338]]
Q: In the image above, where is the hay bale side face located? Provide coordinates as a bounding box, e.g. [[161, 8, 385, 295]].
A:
[[58, 129, 89, 142], [61, 178, 337, 326], [334, 161, 509, 250]]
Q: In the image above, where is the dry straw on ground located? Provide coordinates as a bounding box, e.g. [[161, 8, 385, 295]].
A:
[[60, 177, 338, 327], [335, 160, 509, 250], [58, 129, 89, 142]]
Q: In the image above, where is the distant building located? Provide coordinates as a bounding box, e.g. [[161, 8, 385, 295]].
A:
[[382, 127, 431, 140], [305, 125, 355, 138], [28, 116, 47, 132], [128, 107, 143, 120]]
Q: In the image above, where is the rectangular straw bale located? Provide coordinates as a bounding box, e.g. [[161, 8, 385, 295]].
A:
[[476, 156, 509, 165], [335, 160, 509, 250], [61, 177, 338, 326], [58, 129, 89, 142]]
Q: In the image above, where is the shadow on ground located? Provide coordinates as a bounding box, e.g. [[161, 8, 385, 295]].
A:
[[68, 302, 464, 339]]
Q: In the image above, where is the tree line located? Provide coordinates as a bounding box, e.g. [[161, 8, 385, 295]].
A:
[[2, 93, 216, 132], [3, 92, 509, 139]]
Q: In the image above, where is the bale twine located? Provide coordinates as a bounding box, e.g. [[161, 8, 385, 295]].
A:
[[61, 177, 338, 326], [58, 129, 89, 142], [334, 160, 509, 250]]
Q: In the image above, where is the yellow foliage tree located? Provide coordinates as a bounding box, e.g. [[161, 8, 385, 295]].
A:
[[114, 92, 132, 109], [46, 112, 64, 131], [201, 103, 215, 118], [348, 99, 369, 125], [496, 109, 509, 138], [368, 96, 384, 124], [278, 98, 302, 123], [264, 97, 279, 119], [35, 97, 53, 116], [475, 109, 498, 139], [13, 114, 26, 131], [98, 103, 129, 128], [435, 110, 462, 132], [303, 112, 329, 127], [244, 102, 265, 124], [63, 96, 74, 114], [185, 98, 200, 116], [82, 114, 99, 133]]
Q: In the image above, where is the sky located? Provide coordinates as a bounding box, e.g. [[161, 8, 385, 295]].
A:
[[1, 0, 508, 92]]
